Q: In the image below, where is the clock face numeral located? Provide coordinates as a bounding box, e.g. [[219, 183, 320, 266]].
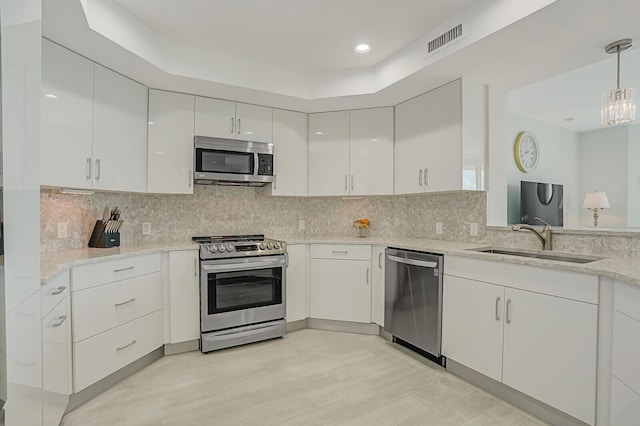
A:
[[514, 131, 539, 173]]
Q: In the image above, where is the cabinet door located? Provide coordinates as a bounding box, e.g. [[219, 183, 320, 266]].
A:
[[169, 251, 200, 344], [611, 377, 640, 426], [271, 109, 307, 196], [92, 65, 148, 192], [308, 111, 350, 196], [370, 246, 386, 326], [394, 94, 427, 195], [235, 103, 273, 143], [41, 40, 94, 189], [147, 90, 195, 194], [194, 96, 236, 139], [349, 108, 394, 196], [286, 244, 308, 323], [42, 296, 71, 426], [502, 287, 597, 425], [309, 258, 371, 323], [442, 275, 504, 382], [422, 79, 462, 192]]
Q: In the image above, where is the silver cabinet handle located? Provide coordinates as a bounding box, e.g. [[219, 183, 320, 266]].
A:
[[332, 250, 348, 254], [495, 297, 501, 321], [194, 258, 198, 277], [378, 252, 383, 269], [51, 315, 67, 328], [506, 299, 512, 324], [95, 159, 101, 181], [51, 286, 66, 296], [116, 340, 137, 351], [344, 175, 348, 191], [418, 169, 423, 186], [273, 174, 277, 190], [113, 266, 135, 273], [114, 298, 136, 307], [351, 175, 354, 191], [188, 169, 192, 188], [366, 267, 369, 284], [424, 168, 429, 186], [230, 117, 234, 134], [237, 118, 241, 134], [86, 157, 92, 180]]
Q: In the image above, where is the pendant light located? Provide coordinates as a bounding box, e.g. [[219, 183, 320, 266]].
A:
[[601, 39, 636, 126]]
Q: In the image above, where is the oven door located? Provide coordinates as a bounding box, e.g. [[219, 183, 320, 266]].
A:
[[200, 254, 286, 332], [194, 146, 256, 182]]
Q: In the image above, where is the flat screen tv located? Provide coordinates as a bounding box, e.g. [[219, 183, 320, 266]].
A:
[[520, 181, 563, 226]]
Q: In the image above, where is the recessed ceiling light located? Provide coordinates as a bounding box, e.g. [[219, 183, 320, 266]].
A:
[[315, 131, 324, 135], [355, 43, 371, 54], [44, 94, 58, 99]]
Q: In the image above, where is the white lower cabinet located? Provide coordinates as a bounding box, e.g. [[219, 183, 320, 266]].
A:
[[370, 245, 385, 326], [70, 254, 163, 392], [611, 280, 640, 424], [443, 256, 598, 425], [309, 244, 371, 323], [285, 244, 308, 323], [168, 250, 200, 344]]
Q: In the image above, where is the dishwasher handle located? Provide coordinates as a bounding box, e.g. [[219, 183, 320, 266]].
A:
[[387, 254, 437, 269]]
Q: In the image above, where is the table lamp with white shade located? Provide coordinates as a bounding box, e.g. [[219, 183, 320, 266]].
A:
[[583, 191, 610, 227]]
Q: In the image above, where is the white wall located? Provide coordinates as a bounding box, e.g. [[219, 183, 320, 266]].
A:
[[506, 112, 580, 226], [578, 126, 629, 228], [628, 125, 640, 228]]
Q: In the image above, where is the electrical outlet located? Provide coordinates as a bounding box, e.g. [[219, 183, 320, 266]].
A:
[[470, 223, 479, 237], [298, 219, 305, 230], [142, 222, 151, 235], [435, 222, 443, 235], [57, 222, 68, 239]]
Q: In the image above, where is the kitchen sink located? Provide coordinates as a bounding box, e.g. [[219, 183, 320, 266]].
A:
[[468, 247, 603, 264]]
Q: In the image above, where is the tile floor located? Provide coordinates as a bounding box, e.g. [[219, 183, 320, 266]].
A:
[[61, 329, 547, 425]]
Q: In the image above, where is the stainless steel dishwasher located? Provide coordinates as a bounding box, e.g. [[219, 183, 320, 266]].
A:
[[384, 247, 444, 364]]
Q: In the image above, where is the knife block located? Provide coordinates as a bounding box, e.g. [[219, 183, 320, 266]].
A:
[[88, 220, 121, 248]]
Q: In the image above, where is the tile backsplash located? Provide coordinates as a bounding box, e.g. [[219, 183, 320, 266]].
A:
[[40, 187, 487, 252]]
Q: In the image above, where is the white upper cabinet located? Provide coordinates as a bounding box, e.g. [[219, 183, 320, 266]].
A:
[[267, 109, 308, 196], [308, 111, 350, 196], [195, 97, 273, 143], [349, 108, 394, 196], [92, 65, 148, 193], [394, 79, 485, 195], [41, 39, 95, 189], [147, 90, 195, 194], [308, 107, 393, 196], [42, 40, 148, 192]]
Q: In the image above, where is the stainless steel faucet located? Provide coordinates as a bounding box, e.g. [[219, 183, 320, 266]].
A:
[[512, 217, 553, 250]]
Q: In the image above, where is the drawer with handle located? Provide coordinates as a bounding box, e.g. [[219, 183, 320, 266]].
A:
[[73, 310, 163, 392], [42, 270, 69, 317], [72, 253, 161, 291], [310, 244, 371, 261], [72, 271, 162, 342]]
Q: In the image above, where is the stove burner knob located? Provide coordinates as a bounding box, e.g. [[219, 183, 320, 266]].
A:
[[267, 242, 274, 250], [226, 244, 234, 252], [217, 244, 226, 252], [209, 245, 218, 253], [259, 243, 266, 250], [274, 242, 281, 249]]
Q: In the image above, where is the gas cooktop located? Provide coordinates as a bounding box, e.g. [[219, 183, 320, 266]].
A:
[[192, 234, 286, 259]]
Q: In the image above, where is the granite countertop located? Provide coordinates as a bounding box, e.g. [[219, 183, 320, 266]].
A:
[[40, 236, 640, 287]]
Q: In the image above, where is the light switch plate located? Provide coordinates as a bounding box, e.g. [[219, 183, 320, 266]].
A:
[[57, 222, 68, 239], [470, 223, 479, 237], [142, 222, 151, 235], [435, 222, 443, 235]]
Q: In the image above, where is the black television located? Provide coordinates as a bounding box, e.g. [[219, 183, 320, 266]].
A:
[[520, 181, 563, 226]]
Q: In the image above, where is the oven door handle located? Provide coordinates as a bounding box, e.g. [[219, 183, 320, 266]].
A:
[[201, 259, 286, 273]]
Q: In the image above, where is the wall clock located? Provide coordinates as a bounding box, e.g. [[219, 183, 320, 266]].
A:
[[514, 131, 539, 173]]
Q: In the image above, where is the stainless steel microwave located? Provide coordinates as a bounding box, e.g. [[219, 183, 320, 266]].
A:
[[194, 136, 274, 186]]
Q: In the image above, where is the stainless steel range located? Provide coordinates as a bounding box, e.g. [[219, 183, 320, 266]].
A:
[[192, 234, 287, 353]]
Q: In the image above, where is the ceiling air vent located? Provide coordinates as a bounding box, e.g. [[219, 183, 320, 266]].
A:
[[427, 23, 464, 54]]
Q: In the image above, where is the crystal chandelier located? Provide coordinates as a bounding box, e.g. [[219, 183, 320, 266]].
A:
[[601, 39, 636, 126]]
